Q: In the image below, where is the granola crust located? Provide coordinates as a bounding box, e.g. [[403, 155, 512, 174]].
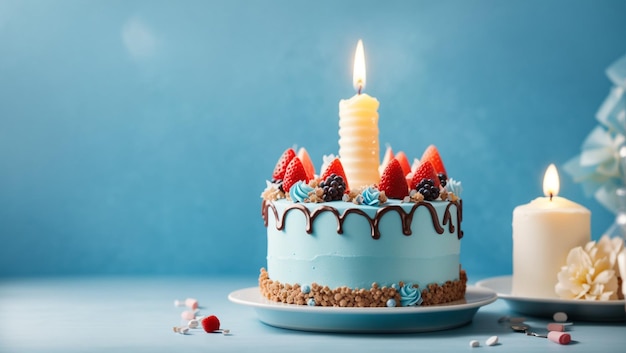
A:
[[258, 268, 467, 307]]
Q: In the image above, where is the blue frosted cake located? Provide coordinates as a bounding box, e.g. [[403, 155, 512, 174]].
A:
[[260, 146, 466, 307]]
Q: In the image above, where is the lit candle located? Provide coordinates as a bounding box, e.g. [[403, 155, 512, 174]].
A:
[[512, 164, 591, 298], [338, 40, 380, 189]]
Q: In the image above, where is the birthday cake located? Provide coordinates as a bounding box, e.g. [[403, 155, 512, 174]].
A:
[[260, 145, 466, 307], [259, 40, 465, 308]]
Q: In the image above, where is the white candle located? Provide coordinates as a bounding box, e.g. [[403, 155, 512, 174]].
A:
[[338, 40, 380, 189], [512, 164, 591, 298]]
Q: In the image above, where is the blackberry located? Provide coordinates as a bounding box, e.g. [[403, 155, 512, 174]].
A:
[[438, 173, 448, 187], [319, 174, 346, 202], [417, 178, 440, 201]]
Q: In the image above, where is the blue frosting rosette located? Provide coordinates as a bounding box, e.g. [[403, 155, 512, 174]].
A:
[[399, 283, 423, 307], [289, 181, 314, 203], [361, 187, 381, 206]]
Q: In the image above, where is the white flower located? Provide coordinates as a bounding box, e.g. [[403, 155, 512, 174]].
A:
[[555, 238, 620, 301], [593, 235, 624, 274]]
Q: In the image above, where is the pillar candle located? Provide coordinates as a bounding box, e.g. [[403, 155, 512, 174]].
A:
[[338, 40, 380, 189], [512, 164, 591, 298]]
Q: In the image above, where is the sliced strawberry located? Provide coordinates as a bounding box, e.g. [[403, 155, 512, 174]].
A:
[[320, 157, 349, 192], [379, 159, 409, 199], [395, 151, 411, 176], [409, 161, 440, 190], [297, 147, 315, 180], [272, 148, 296, 180], [283, 157, 310, 193], [406, 158, 421, 188], [378, 145, 394, 175], [420, 145, 447, 177]]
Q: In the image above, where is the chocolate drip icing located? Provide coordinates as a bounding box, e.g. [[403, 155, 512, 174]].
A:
[[262, 199, 463, 239]]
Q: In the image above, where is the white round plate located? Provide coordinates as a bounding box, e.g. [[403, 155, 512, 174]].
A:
[[476, 276, 625, 322], [228, 286, 497, 333]]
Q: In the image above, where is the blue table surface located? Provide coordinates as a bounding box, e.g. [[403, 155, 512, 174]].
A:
[[0, 276, 624, 353]]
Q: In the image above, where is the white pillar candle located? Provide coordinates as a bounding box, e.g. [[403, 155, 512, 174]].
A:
[[338, 40, 380, 189], [512, 164, 591, 298]]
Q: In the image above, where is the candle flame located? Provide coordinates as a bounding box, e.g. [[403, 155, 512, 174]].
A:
[[353, 39, 366, 94], [543, 163, 560, 200]]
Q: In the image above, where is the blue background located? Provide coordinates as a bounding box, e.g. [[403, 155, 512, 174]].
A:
[[1, 0, 625, 279]]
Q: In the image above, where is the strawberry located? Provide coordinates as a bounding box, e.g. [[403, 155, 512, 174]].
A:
[[420, 145, 447, 177], [395, 151, 411, 176], [378, 145, 394, 175], [409, 161, 440, 190], [272, 148, 296, 180], [379, 158, 409, 199], [201, 315, 220, 333], [320, 158, 349, 192], [283, 157, 309, 193], [405, 158, 421, 188], [297, 147, 315, 180]]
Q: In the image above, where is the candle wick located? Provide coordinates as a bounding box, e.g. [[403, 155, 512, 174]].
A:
[[358, 85, 362, 95], [549, 193, 553, 201]]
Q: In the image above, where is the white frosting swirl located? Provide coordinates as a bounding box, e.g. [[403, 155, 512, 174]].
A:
[[445, 178, 463, 197]]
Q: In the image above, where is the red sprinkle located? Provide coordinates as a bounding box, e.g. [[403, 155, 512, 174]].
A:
[[201, 315, 221, 333]]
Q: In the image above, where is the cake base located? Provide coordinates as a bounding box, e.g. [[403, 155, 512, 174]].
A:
[[259, 268, 467, 307]]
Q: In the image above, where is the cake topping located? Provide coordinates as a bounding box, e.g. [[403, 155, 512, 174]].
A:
[[421, 144, 447, 177], [283, 157, 310, 193], [320, 157, 349, 193], [379, 159, 409, 199], [438, 173, 448, 187], [445, 178, 463, 199], [410, 160, 440, 189], [319, 174, 347, 202], [289, 181, 314, 203], [416, 178, 440, 201], [395, 151, 411, 176], [272, 148, 296, 181], [297, 147, 316, 180], [263, 144, 459, 204], [360, 186, 381, 206]]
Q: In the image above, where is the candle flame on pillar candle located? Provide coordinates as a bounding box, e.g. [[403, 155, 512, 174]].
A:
[[543, 164, 560, 200], [353, 40, 366, 94]]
